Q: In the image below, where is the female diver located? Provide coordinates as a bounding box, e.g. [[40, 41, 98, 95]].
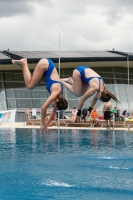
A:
[[61, 66, 120, 122], [12, 58, 68, 129]]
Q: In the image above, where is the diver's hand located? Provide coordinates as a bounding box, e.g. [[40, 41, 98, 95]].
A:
[[40, 121, 47, 130]]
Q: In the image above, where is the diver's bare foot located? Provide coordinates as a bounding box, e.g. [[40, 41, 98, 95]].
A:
[[62, 77, 73, 84], [12, 58, 27, 67]]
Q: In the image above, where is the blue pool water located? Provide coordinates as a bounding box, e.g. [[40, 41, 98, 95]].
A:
[[0, 128, 133, 200]]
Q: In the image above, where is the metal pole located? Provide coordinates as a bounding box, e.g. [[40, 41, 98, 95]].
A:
[[59, 32, 60, 76], [127, 54, 130, 131], [58, 32, 60, 131]]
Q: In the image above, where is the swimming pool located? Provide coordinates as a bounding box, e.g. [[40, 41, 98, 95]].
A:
[[0, 128, 133, 200]]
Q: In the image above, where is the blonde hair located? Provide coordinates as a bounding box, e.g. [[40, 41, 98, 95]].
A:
[[100, 89, 120, 103]]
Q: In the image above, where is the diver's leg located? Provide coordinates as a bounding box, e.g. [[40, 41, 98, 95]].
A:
[[12, 58, 48, 89]]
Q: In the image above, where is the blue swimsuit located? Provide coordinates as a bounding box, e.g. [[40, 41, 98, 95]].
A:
[[76, 66, 104, 91], [44, 59, 63, 94]]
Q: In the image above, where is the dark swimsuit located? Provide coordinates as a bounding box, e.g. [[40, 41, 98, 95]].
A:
[[104, 106, 112, 120], [75, 66, 104, 91], [44, 59, 63, 94]]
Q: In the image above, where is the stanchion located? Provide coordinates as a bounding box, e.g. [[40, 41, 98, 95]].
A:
[[111, 109, 117, 130]]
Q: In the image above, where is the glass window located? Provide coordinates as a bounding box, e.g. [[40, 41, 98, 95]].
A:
[[0, 74, 4, 89], [125, 85, 133, 101], [82, 99, 91, 109], [96, 67, 110, 72], [112, 84, 117, 93], [126, 84, 133, 90], [122, 80, 128, 84], [15, 89, 31, 99], [32, 99, 43, 108], [103, 78, 113, 84], [129, 74, 133, 79], [99, 72, 111, 78], [122, 73, 128, 78], [113, 92, 119, 99], [0, 99, 7, 109], [62, 91, 68, 99], [126, 94, 133, 101], [12, 73, 24, 81], [0, 73, 3, 80], [0, 90, 6, 98], [117, 84, 126, 90], [5, 82, 14, 89], [16, 99, 32, 108], [13, 82, 26, 88], [119, 102, 129, 110], [129, 102, 133, 110], [118, 93, 127, 102], [105, 84, 114, 93], [6, 89, 15, 98], [66, 90, 76, 99], [116, 79, 124, 84], [67, 100, 78, 109], [115, 74, 123, 78], [31, 91, 47, 98], [113, 68, 122, 73], [60, 69, 73, 76], [0, 82, 5, 90], [95, 101, 105, 114], [40, 99, 48, 107], [32, 85, 46, 91], [7, 99, 16, 109], [121, 68, 128, 73], [4, 72, 13, 81], [129, 79, 133, 84]]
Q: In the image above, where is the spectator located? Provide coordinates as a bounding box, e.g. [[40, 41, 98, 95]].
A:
[[25, 107, 30, 121], [121, 110, 129, 121], [45, 111, 57, 127], [115, 109, 128, 121], [82, 108, 88, 122], [103, 101, 112, 129], [71, 107, 77, 123], [90, 106, 99, 127], [113, 107, 121, 121], [32, 108, 36, 119], [114, 109, 121, 121], [56, 110, 64, 119], [129, 111, 133, 119]]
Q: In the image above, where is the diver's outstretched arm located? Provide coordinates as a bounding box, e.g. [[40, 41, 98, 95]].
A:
[[40, 92, 58, 130], [85, 95, 98, 118]]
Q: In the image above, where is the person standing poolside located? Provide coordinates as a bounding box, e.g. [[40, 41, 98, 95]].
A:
[[12, 58, 68, 130], [129, 111, 133, 119], [90, 106, 99, 127], [103, 101, 112, 129], [61, 66, 120, 122], [25, 107, 30, 121], [71, 107, 77, 123]]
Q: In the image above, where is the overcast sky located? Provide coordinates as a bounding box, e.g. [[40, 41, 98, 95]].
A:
[[0, 0, 133, 52]]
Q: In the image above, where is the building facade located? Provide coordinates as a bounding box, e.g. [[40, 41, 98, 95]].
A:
[[0, 50, 133, 119]]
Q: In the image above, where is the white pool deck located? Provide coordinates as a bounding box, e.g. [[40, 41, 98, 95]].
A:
[[0, 122, 133, 131]]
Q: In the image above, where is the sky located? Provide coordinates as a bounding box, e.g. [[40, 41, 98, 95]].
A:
[[0, 0, 133, 52]]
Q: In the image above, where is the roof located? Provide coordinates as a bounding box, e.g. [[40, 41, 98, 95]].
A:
[[0, 50, 133, 70], [0, 51, 12, 64], [2, 50, 128, 63]]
